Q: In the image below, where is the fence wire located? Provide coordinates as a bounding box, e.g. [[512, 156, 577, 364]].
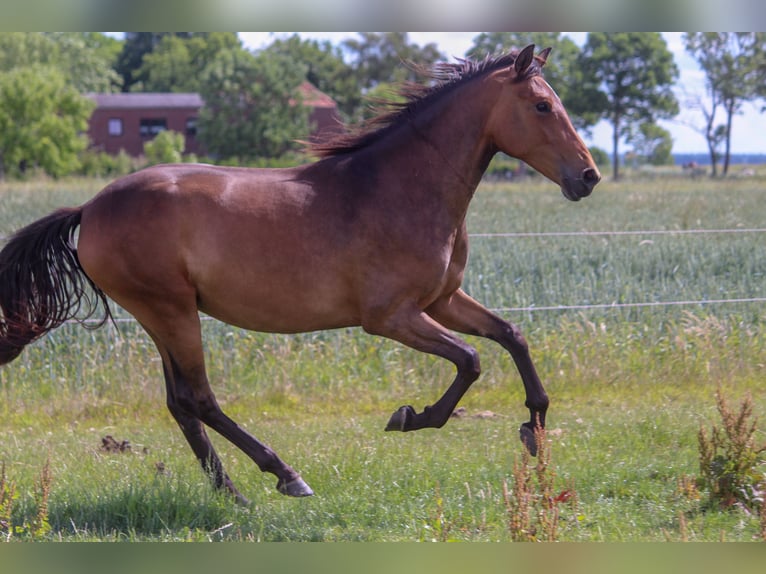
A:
[[469, 227, 766, 238]]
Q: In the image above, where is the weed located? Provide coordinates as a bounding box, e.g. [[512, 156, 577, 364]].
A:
[[0, 462, 16, 541], [31, 456, 52, 538], [502, 424, 576, 542], [422, 482, 454, 542], [761, 496, 766, 541], [697, 388, 766, 512], [0, 457, 52, 540]]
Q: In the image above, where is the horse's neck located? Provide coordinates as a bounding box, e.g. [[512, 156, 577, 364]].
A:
[[373, 82, 497, 219]]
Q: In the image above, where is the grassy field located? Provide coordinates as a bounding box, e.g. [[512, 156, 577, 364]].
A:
[[1, 171, 765, 541]]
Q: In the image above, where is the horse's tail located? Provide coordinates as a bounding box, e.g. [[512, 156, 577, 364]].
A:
[[0, 207, 112, 365]]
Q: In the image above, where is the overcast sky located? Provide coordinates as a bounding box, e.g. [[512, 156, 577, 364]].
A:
[[240, 32, 766, 155]]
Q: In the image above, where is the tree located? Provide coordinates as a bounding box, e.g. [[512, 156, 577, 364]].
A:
[[115, 32, 209, 92], [629, 122, 674, 166], [684, 33, 765, 176], [0, 32, 55, 71], [144, 130, 186, 165], [678, 75, 726, 176], [44, 33, 122, 93], [265, 34, 361, 123], [0, 32, 120, 92], [197, 48, 309, 162], [138, 32, 242, 93], [342, 32, 444, 87], [579, 33, 679, 179], [341, 33, 444, 122], [0, 66, 94, 178]]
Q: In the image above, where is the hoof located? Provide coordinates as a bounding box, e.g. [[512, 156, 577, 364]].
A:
[[232, 491, 251, 506], [277, 476, 314, 497], [519, 424, 538, 457], [385, 405, 415, 432]]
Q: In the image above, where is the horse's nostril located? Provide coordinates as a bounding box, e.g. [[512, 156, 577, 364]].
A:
[[582, 167, 601, 186]]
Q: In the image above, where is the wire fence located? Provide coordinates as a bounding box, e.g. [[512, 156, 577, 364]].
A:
[[468, 227, 766, 239], [489, 297, 766, 315]]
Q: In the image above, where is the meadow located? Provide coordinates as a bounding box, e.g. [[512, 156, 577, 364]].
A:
[[1, 170, 765, 541]]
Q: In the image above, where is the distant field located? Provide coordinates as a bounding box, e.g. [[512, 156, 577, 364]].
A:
[[1, 172, 765, 541]]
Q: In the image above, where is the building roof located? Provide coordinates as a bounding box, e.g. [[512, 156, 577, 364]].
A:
[[297, 82, 336, 108], [86, 93, 204, 109], [87, 83, 336, 110]]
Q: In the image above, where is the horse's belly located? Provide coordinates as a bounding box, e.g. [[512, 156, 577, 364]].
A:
[[195, 273, 360, 334]]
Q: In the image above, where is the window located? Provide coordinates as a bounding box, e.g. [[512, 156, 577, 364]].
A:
[[186, 117, 198, 137], [108, 118, 123, 136], [139, 118, 167, 137]]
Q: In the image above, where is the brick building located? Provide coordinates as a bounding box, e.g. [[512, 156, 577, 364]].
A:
[[86, 82, 342, 157]]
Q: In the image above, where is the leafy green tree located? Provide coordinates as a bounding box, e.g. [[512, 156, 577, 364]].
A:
[[115, 32, 162, 91], [684, 33, 765, 176], [115, 32, 209, 92], [0, 32, 54, 70], [629, 122, 674, 166], [75, 32, 123, 66], [341, 33, 444, 122], [45, 33, 122, 93], [265, 34, 361, 123], [138, 32, 242, 93], [267, 33, 445, 125], [0, 66, 94, 178], [0, 32, 120, 92], [137, 35, 194, 92], [579, 33, 679, 179], [197, 48, 309, 162], [342, 32, 444, 87], [144, 130, 186, 165]]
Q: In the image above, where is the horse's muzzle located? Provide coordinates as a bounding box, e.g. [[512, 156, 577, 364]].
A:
[[562, 168, 601, 202]]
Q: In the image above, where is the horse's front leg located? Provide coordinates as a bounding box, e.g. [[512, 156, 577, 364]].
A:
[[426, 289, 549, 455], [362, 304, 482, 432]]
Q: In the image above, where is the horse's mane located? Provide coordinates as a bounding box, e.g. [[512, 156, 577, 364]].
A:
[[310, 50, 540, 158]]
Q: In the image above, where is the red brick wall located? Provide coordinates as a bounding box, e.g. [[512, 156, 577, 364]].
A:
[[87, 95, 343, 158], [87, 106, 204, 157]]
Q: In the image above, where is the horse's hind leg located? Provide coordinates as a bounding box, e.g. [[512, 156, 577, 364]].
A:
[[157, 359, 248, 505], [138, 311, 313, 499]]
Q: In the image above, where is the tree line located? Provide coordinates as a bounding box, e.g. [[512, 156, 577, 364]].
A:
[[0, 32, 764, 180]]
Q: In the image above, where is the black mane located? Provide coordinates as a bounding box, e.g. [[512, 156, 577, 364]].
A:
[[310, 50, 538, 158]]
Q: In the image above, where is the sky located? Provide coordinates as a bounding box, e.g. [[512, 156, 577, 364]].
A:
[[240, 32, 766, 155]]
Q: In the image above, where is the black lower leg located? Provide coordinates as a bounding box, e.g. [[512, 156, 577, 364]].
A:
[[176, 415, 250, 504], [494, 323, 549, 456]]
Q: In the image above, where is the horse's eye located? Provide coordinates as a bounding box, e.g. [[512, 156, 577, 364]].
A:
[[536, 101, 551, 113]]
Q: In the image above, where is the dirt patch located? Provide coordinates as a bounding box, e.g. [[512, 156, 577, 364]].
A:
[[450, 407, 501, 419], [100, 435, 131, 453]]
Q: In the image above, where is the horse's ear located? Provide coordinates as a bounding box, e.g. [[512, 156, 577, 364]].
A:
[[514, 44, 536, 76], [537, 47, 552, 66]]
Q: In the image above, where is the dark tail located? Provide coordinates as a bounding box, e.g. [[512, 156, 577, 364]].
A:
[[0, 207, 112, 365]]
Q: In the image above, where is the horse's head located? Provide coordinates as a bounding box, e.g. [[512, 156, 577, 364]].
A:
[[487, 44, 601, 201]]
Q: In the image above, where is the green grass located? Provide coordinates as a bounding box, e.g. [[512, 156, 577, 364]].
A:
[[1, 172, 766, 541]]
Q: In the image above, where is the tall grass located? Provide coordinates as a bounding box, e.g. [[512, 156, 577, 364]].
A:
[[1, 173, 766, 540]]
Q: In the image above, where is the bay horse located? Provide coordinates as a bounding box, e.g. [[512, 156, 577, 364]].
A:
[[0, 45, 600, 503]]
